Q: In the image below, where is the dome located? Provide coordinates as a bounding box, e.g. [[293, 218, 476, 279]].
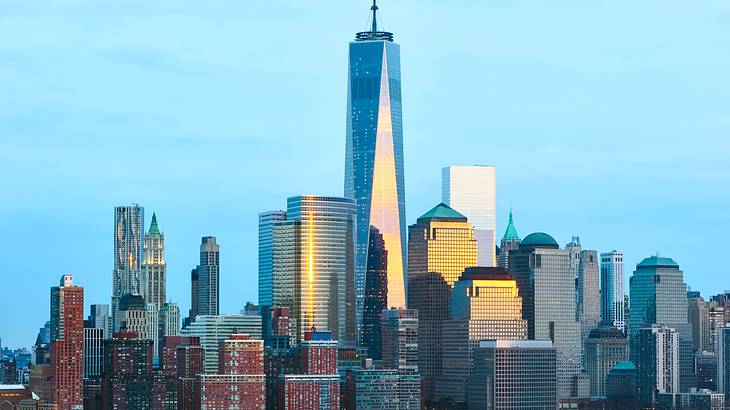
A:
[[519, 232, 559, 249]]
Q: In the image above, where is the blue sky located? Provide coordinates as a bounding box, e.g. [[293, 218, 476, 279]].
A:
[[1, 1, 729, 349]]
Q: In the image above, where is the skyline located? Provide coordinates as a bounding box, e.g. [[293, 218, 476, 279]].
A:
[[2, 0, 730, 349]]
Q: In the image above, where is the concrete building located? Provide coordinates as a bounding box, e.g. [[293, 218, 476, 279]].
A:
[[657, 388, 725, 410], [181, 314, 262, 373], [577, 249, 601, 351], [689, 295, 710, 352], [83, 326, 104, 379], [197, 236, 220, 317], [600, 251, 625, 331], [278, 331, 340, 410], [142, 213, 166, 309], [585, 326, 629, 398], [605, 361, 637, 409], [637, 325, 680, 408], [50, 274, 84, 410]]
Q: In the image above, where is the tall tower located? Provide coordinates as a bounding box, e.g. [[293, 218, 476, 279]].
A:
[[258, 210, 287, 314], [51, 274, 84, 409], [601, 250, 625, 330], [442, 165, 497, 267], [407, 203, 477, 402], [113, 204, 144, 331], [142, 213, 166, 309], [197, 236, 220, 316], [345, 1, 407, 316], [498, 209, 520, 270]]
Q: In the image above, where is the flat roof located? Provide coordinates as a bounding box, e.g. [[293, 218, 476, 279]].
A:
[[479, 339, 553, 348]]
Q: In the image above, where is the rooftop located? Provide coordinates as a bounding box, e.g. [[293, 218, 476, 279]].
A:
[[637, 255, 679, 268], [501, 209, 520, 242], [612, 361, 636, 371], [519, 232, 559, 249], [418, 203, 467, 222]]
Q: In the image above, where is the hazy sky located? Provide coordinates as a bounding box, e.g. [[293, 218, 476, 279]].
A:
[[1, 1, 729, 349]]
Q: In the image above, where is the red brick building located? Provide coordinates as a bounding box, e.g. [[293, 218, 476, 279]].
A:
[[50, 274, 84, 410]]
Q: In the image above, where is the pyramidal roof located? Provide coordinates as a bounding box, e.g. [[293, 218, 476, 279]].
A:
[[502, 209, 520, 242], [148, 212, 161, 235], [418, 203, 467, 221]]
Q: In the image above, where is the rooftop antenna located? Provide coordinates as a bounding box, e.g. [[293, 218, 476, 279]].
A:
[[371, 0, 379, 32]]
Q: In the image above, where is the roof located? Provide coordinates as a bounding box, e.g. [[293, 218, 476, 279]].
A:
[[612, 361, 636, 371], [460, 267, 513, 282], [501, 209, 520, 242], [637, 255, 679, 268], [417, 203, 467, 222], [148, 212, 160, 235], [520, 232, 559, 249], [0, 384, 26, 390]]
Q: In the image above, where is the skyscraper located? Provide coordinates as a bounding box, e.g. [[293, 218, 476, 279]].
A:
[[717, 327, 730, 402], [50, 274, 84, 410], [437, 267, 527, 404], [197, 236, 220, 317], [345, 1, 407, 316], [508, 232, 581, 399], [159, 302, 180, 341], [565, 236, 582, 280], [113, 204, 144, 331], [442, 165, 497, 267], [406, 203, 477, 402], [181, 314, 262, 373], [498, 209, 520, 270], [688, 294, 710, 352], [270, 195, 357, 343], [578, 249, 601, 365], [584, 326, 629, 397], [600, 250, 625, 331], [142, 213, 166, 309], [258, 210, 287, 314], [636, 325, 680, 408], [88, 304, 112, 340], [102, 332, 153, 408], [361, 226, 388, 360]]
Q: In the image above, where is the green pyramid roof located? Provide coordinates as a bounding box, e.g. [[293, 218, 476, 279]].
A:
[[148, 212, 161, 235], [637, 255, 678, 268], [418, 203, 467, 221], [501, 209, 520, 242]]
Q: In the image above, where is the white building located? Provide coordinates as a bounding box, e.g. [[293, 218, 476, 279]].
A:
[[601, 251, 625, 330], [442, 165, 497, 267]]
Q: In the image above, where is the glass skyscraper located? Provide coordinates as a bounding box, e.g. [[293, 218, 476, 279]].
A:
[[344, 2, 407, 318], [113, 204, 144, 331], [601, 250, 625, 330]]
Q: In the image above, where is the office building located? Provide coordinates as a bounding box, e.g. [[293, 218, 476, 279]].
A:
[[467, 340, 557, 410], [159, 302, 180, 341], [717, 326, 730, 400], [406, 203, 477, 402], [585, 326, 629, 397], [146, 303, 160, 364], [565, 236, 582, 281], [142, 213, 166, 309], [88, 304, 112, 340], [270, 195, 357, 343], [657, 389, 725, 410], [601, 251, 625, 331], [380, 308, 421, 408], [197, 236, 220, 316], [508, 232, 581, 399], [83, 326, 104, 379], [708, 302, 726, 353], [345, 0, 407, 316], [361, 226, 388, 360], [197, 334, 265, 409], [497, 209, 520, 270], [437, 267, 527, 404], [279, 331, 340, 410], [112, 204, 144, 330], [117, 294, 148, 339], [606, 361, 637, 409], [355, 367, 400, 409], [50, 274, 84, 410], [442, 165, 497, 267], [637, 325, 680, 408], [578, 250, 601, 337], [689, 295, 710, 352], [258, 210, 287, 314], [102, 332, 153, 408], [186, 267, 199, 328], [181, 314, 262, 373], [696, 352, 717, 391]]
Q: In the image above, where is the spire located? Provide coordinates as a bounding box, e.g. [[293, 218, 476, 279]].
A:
[[371, 0, 378, 32], [148, 212, 160, 235], [502, 208, 520, 243]]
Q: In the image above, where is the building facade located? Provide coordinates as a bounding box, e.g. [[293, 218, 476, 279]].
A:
[[345, 1, 407, 317], [508, 232, 581, 399], [102, 333, 153, 409], [50, 274, 84, 410], [181, 314, 262, 373], [637, 325, 680, 408], [361, 226, 388, 360], [497, 209, 520, 270], [577, 250, 601, 336], [83, 326, 104, 379], [584, 326, 629, 397], [600, 250, 625, 331], [270, 195, 357, 343], [406, 203, 477, 402], [142, 213, 166, 309], [258, 210, 287, 314], [197, 236, 220, 317], [442, 165, 497, 267], [112, 204, 144, 331]]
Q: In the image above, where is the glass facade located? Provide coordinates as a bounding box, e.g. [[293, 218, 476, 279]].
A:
[[361, 226, 388, 359], [258, 210, 287, 311], [345, 31, 407, 319], [442, 165, 497, 267], [601, 250, 625, 330], [113, 204, 144, 331], [272, 196, 357, 343]]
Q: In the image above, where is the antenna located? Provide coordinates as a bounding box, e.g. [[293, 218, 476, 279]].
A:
[[371, 0, 378, 32]]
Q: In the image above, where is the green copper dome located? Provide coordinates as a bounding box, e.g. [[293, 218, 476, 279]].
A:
[[502, 209, 520, 242], [637, 255, 679, 268], [417, 203, 467, 222], [148, 212, 161, 235], [520, 232, 559, 249]]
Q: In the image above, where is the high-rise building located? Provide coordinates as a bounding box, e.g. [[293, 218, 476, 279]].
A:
[[113, 204, 144, 331], [142, 213, 165, 310], [83, 325, 104, 379], [159, 302, 180, 341], [185, 267, 199, 328], [467, 340, 557, 410], [88, 304, 112, 340], [270, 195, 357, 343], [380, 308, 420, 409], [102, 332, 153, 408], [50, 274, 84, 410], [258, 210, 287, 315], [696, 351, 718, 391], [197, 334, 265, 409], [578, 250, 601, 327], [497, 209, 520, 270], [345, 0, 407, 317], [355, 367, 400, 410], [689, 294, 710, 352], [606, 361, 638, 410], [279, 331, 340, 410], [601, 250, 625, 331], [717, 326, 730, 401], [197, 236, 220, 317], [636, 325, 680, 408], [657, 389, 725, 410], [442, 165, 497, 267], [708, 301, 726, 353], [437, 267, 527, 404], [146, 303, 160, 365], [406, 203, 477, 402], [509, 232, 581, 399], [118, 294, 148, 339], [584, 326, 629, 397], [565, 236, 582, 280], [361, 226, 388, 360], [181, 314, 262, 373]]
